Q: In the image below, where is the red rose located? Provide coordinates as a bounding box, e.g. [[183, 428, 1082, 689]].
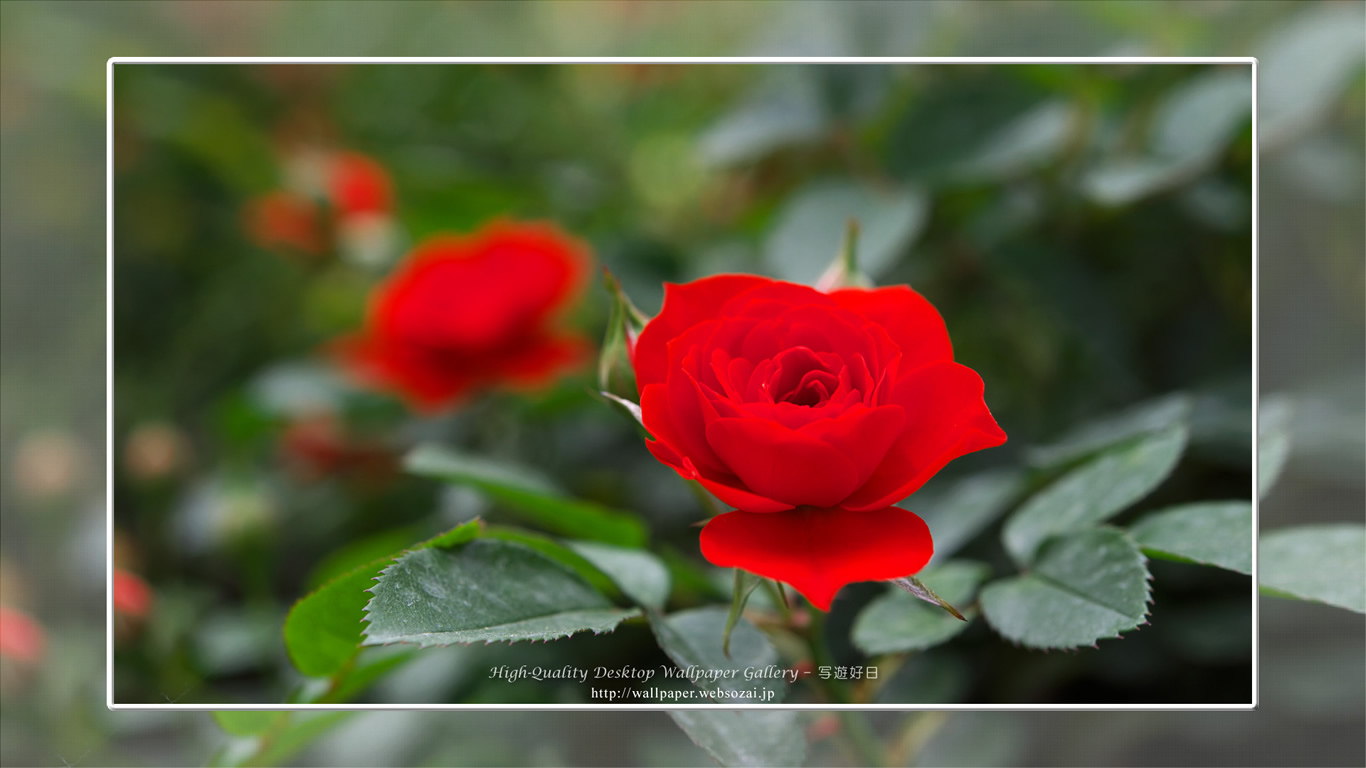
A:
[[245, 190, 323, 255], [328, 151, 392, 217], [632, 275, 1005, 609], [112, 569, 153, 620], [0, 606, 44, 665], [336, 221, 591, 411]]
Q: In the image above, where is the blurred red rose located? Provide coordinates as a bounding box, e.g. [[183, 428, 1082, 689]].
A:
[[632, 275, 1005, 609], [279, 411, 396, 484], [335, 221, 592, 411], [328, 151, 393, 217], [112, 569, 153, 620], [245, 191, 324, 256], [0, 606, 44, 665]]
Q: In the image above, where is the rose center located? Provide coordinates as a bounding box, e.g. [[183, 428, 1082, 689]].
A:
[[767, 347, 840, 408]]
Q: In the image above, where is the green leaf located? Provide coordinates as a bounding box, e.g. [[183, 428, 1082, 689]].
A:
[[1025, 393, 1190, 468], [1259, 525, 1366, 613], [911, 468, 1025, 565], [668, 710, 807, 768], [565, 540, 671, 610], [1258, 396, 1294, 499], [1258, 3, 1366, 147], [283, 521, 481, 677], [981, 528, 1152, 650], [723, 569, 763, 658], [404, 444, 646, 547], [1003, 424, 1188, 565], [212, 711, 281, 737], [363, 539, 639, 647], [949, 101, 1074, 182], [765, 179, 927, 285], [315, 647, 418, 704], [853, 561, 992, 655], [484, 526, 622, 599], [649, 606, 786, 702], [698, 69, 826, 167], [1131, 502, 1252, 575]]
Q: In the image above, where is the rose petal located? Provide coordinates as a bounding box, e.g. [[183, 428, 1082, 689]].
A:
[[829, 285, 953, 372], [640, 380, 728, 478], [841, 362, 1007, 511], [635, 275, 774, 389], [699, 506, 934, 610], [799, 404, 906, 486], [332, 333, 476, 412], [694, 472, 795, 514], [706, 417, 861, 508]]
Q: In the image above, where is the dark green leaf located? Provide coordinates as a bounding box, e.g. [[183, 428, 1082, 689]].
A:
[[1259, 525, 1365, 613], [668, 710, 807, 768], [981, 528, 1151, 650], [1003, 424, 1188, 564], [1025, 393, 1190, 468], [404, 444, 647, 547], [853, 561, 991, 655], [363, 539, 639, 647], [565, 540, 671, 610], [1131, 501, 1252, 575], [649, 607, 785, 702], [911, 468, 1025, 565], [765, 180, 927, 285], [284, 521, 481, 677]]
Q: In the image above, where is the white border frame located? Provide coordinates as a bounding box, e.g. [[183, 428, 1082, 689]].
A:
[[106, 56, 1259, 712]]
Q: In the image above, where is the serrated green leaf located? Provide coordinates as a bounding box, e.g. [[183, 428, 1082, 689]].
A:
[[565, 540, 671, 610], [668, 710, 807, 768], [1003, 425, 1188, 565], [649, 607, 785, 702], [1131, 502, 1252, 575], [912, 468, 1025, 565], [363, 540, 639, 647], [1025, 393, 1190, 468], [283, 521, 481, 677], [1259, 525, 1365, 613], [765, 179, 927, 285], [212, 711, 281, 737], [853, 561, 992, 655], [1258, 396, 1294, 499], [981, 528, 1151, 650], [404, 444, 646, 547], [484, 527, 621, 599]]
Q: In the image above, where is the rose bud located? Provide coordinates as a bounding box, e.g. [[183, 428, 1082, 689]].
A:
[[631, 275, 1005, 610], [334, 220, 592, 411]]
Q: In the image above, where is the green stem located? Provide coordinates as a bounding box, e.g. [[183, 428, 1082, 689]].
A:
[[805, 611, 884, 767]]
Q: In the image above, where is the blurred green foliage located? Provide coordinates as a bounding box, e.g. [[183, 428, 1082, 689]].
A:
[[1, 1, 1362, 767]]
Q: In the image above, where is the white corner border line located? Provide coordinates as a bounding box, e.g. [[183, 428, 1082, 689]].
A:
[[105, 55, 1260, 712]]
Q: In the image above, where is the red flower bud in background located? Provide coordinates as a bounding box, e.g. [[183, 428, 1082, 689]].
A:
[[112, 569, 153, 620], [335, 221, 592, 411], [0, 606, 44, 665], [631, 275, 1005, 610], [245, 190, 324, 256], [328, 151, 393, 218]]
